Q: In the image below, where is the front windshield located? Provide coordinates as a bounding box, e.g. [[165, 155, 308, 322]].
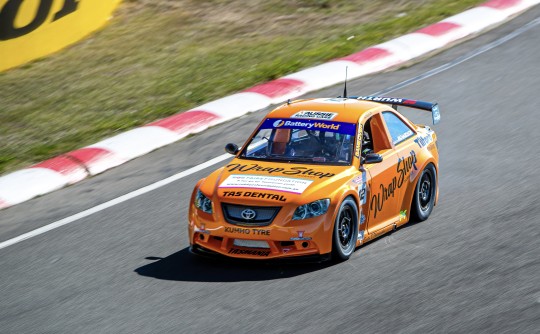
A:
[[239, 118, 357, 165]]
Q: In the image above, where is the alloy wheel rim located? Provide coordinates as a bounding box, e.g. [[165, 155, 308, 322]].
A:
[[338, 205, 354, 248], [419, 173, 432, 210]]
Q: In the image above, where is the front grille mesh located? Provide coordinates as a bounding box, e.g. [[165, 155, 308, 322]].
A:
[[222, 203, 281, 226]]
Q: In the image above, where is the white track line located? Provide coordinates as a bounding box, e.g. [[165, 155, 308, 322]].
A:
[[0, 154, 231, 250], [377, 16, 540, 96], [1, 16, 539, 251]]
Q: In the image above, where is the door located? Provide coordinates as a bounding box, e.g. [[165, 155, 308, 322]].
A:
[[361, 113, 402, 233], [381, 111, 421, 215]]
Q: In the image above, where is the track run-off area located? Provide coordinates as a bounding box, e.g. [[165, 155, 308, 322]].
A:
[[1, 6, 539, 334]]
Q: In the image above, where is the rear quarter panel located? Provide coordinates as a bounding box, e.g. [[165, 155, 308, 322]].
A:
[[397, 125, 439, 226]]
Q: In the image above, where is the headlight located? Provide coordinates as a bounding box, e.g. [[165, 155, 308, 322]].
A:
[[195, 189, 213, 214], [292, 199, 330, 220]]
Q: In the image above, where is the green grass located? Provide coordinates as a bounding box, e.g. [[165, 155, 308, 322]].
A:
[[0, 0, 485, 175]]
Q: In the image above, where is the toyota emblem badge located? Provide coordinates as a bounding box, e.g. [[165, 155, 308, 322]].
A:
[[241, 209, 257, 220]]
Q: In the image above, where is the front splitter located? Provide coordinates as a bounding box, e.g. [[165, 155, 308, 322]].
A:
[[189, 244, 332, 264]]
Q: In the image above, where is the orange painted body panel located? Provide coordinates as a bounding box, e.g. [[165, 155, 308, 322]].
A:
[[187, 98, 440, 260]]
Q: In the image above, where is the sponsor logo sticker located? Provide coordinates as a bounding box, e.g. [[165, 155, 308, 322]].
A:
[[226, 163, 335, 178], [260, 118, 356, 135], [194, 224, 210, 234], [432, 104, 441, 124], [290, 231, 312, 241], [291, 110, 337, 120], [358, 96, 407, 104], [222, 191, 287, 202], [273, 119, 285, 127], [224, 227, 270, 236], [371, 151, 417, 218], [352, 170, 368, 205], [396, 130, 413, 143], [399, 210, 407, 221], [228, 248, 271, 256], [220, 174, 313, 194], [355, 124, 363, 158]]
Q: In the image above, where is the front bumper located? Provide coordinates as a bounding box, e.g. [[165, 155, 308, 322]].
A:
[[188, 211, 334, 260]]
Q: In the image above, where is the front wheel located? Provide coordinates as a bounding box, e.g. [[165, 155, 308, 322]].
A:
[[411, 164, 437, 222], [332, 198, 359, 261]]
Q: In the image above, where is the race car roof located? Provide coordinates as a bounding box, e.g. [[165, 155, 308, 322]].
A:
[[268, 98, 384, 123]]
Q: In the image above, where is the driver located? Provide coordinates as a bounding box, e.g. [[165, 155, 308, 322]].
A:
[[318, 131, 338, 157], [361, 129, 374, 156]]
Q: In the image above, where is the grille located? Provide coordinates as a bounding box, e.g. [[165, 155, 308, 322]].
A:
[[222, 203, 281, 227]]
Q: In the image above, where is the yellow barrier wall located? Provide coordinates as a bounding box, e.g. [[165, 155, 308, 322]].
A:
[[0, 0, 122, 72]]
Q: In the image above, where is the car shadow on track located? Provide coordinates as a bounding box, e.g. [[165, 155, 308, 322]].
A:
[[134, 247, 336, 282]]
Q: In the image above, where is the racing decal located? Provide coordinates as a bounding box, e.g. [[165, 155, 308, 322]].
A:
[[228, 248, 270, 256], [195, 224, 210, 234], [370, 151, 417, 218], [432, 104, 441, 124], [273, 119, 340, 131], [357, 230, 364, 242], [351, 175, 362, 184], [358, 96, 414, 104], [360, 170, 367, 205], [226, 163, 335, 178], [358, 209, 366, 241], [291, 111, 337, 120], [409, 153, 421, 182], [219, 174, 313, 194], [414, 129, 434, 148], [399, 210, 407, 221], [261, 118, 356, 135], [396, 130, 414, 143], [222, 191, 287, 202], [354, 124, 363, 158], [224, 227, 270, 236], [290, 231, 312, 241], [352, 169, 367, 205]]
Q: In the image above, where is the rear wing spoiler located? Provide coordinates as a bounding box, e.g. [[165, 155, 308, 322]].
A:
[[355, 96, 440, 125]]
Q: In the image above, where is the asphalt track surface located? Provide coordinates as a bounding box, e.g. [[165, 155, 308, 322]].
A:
[[1, 7, 540, 334]]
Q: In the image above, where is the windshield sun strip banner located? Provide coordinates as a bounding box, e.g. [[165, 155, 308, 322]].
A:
[[261, 118, 356, 135]]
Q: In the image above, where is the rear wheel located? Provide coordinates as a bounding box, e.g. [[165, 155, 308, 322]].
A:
[[332, 198, 358, 261], [411, 164, 437, 222]]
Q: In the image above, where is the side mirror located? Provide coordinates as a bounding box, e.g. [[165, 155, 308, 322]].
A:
[[362, 153, 383, 164], [225, 143, 239, 155]]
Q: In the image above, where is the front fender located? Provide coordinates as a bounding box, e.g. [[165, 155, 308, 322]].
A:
[[317, 184, 361, 254]]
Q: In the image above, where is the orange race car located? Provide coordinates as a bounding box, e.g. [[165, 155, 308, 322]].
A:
[[188, 95, 440, 261]]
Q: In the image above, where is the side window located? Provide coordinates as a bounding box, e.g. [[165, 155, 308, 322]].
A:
[[382, 111, 414, 145], [362, 114, 392, 154]]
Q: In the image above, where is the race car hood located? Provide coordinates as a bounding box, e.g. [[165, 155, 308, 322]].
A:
[[199, 158, 355, 205]]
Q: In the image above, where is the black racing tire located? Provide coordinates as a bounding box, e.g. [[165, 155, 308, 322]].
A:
[[332, 197, 359, 261], [411, 164, 437, 222]]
